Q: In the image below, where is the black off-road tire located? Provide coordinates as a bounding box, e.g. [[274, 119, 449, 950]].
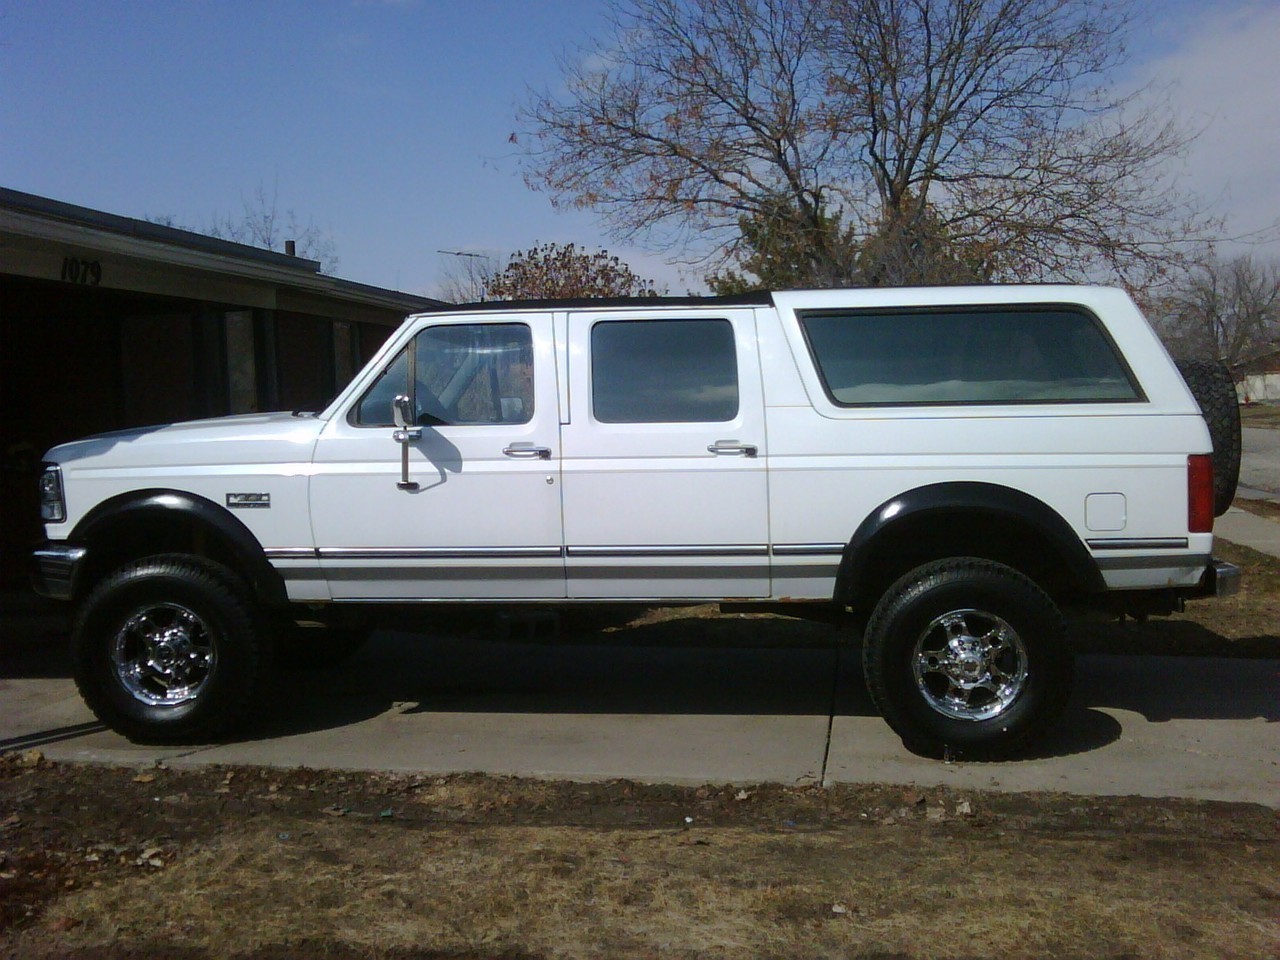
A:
[[71, 555, 271, 743], [863, 558, 1073, 760], [1175, 358, 1242, 516]]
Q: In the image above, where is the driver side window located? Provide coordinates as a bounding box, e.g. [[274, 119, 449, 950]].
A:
[[352, 322, 534, 427]]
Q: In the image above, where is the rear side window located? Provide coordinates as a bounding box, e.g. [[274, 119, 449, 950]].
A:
[[591, 319, 739, 423], [799, 306, 1141, 406]]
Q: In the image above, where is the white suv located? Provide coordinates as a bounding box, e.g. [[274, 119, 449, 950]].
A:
[[33, 285, 1240, 758]]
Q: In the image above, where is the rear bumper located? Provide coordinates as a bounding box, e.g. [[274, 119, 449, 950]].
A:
[[1090, 557, 1241, 618], [31, 542, 87, 601], [1197, 559, 1241, 599]]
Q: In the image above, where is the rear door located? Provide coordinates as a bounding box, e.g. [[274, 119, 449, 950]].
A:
[[560, 308, 770, 599]]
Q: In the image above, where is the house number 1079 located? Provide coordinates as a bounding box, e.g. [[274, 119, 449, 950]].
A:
[[61, 257, 102, 286]]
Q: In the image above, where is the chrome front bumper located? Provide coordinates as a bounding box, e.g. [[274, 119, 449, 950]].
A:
[[31, 542, 87, 601]]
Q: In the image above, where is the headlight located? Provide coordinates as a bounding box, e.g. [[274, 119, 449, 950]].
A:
[[39, 464, 66, 523]]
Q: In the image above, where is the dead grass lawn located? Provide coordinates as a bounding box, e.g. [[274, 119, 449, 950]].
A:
[[24, 818, 1279, 960]]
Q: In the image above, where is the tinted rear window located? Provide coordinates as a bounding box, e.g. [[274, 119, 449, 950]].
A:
[[799, 306, 1141, 406]]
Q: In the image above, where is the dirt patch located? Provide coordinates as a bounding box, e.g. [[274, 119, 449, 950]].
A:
[[1233, 497, 1280, 523], [1, 755, 1276, 960]]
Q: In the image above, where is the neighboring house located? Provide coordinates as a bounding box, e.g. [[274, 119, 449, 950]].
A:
[[1236, 350, 1280, 403], [0, 187, 441, 589]]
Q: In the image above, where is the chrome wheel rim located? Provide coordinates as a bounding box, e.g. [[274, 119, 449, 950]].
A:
[[912, 608, 1028, 721], [111, 602, 216, 707]]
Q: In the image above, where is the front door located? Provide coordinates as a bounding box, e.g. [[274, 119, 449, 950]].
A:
[[310, 314, 564, 599]]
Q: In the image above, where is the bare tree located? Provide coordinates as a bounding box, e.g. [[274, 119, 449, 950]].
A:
[[1154, 255, 1280, 371], [521, 0, 1214, 289], [435, 251, 498, 303], [208, 184, 340, 275], [152, 184, 340, 275], [524, 0, 848, 283]]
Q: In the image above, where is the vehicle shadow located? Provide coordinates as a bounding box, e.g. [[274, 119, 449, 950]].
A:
[[0, 609, 73, 679], [251, 617, 850, 740], [5, 608, 1276, 762], [252, 613, 1278, 753], [1073, 617, 1280, 660], [1072, 653, 1279, 724], [975, 646, 1280, 762]]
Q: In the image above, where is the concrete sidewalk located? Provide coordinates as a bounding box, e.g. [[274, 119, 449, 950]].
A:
[[1215, 506, 1280, 560], [5, 636, 1277, 806]]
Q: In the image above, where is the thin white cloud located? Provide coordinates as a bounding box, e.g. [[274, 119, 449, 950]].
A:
[[1132, 2, 1280, 250]]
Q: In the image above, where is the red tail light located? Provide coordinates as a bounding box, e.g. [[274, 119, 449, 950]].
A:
[[1188, 455, 1214, 533]]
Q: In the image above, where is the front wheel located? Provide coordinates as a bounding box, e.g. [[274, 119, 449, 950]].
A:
[[71, 556, 270, 743], [862, 559, 1072, 759]]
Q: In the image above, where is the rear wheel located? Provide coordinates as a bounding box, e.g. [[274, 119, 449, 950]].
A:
[[863, 558, 1072, 759], [72, 556, 270, 742]]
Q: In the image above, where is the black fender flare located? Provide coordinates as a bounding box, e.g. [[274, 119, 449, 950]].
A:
[[70, 489, 288, 607], [836, 481, 1104, 602]]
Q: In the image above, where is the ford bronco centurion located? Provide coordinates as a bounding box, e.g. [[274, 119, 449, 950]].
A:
[[33, 285, 1241, 758]]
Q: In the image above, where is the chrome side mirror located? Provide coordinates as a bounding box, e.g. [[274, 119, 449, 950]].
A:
[[391, 394, 421, 490]]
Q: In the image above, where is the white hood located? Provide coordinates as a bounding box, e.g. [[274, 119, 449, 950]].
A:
[[46, 411, 327, 471]]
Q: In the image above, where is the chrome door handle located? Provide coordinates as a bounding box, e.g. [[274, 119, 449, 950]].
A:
[[707, 440, 758, 457], [503, 444, 552, 460]]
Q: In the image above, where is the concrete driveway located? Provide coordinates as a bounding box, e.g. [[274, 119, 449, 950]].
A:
[[3, 626, 1276, 807]]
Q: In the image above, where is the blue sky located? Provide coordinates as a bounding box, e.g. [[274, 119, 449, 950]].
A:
[[2, 1, 1277, 296]]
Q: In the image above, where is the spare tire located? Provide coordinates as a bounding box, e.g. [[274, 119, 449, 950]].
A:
[[1175, 358, 1241, 516]]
